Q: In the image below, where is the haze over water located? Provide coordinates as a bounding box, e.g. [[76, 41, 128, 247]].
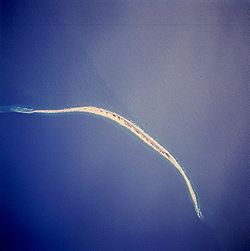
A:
[[1, 1, 249, 250]]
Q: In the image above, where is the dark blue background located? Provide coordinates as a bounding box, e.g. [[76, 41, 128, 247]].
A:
[[1, 1, 249, 250]]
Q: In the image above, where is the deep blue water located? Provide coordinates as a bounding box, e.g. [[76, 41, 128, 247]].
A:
[[1, 1, 249, 250]]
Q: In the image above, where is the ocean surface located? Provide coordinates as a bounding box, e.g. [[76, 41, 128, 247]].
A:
[[1, 1, 249, 250]]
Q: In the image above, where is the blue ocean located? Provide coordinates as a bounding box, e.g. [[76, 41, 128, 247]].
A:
[[1, 1, 248, 250]]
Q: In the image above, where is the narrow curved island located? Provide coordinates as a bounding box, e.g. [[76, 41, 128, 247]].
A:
[[9, 106, 203, 219]]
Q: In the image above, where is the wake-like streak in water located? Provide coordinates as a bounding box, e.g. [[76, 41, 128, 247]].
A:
[[11, 106, 34, 114], [0, 106, 34, 114], [2, 105, 203, 219]]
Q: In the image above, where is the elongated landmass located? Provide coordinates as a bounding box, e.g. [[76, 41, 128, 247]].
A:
[[9, 106, 203, 219]]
